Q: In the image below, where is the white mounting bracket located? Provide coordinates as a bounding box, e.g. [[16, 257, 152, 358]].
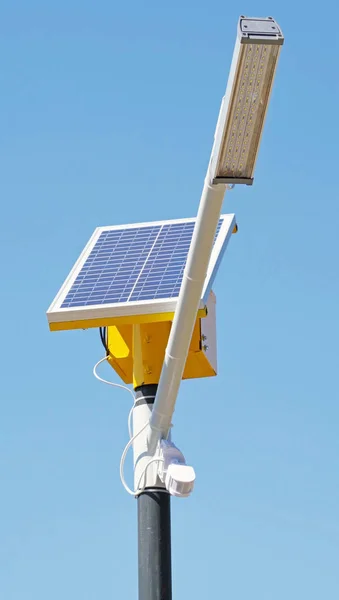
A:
[[158, 440, 196, 498]]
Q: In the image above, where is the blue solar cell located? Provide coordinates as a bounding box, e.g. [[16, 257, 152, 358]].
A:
[[61, 219, 223, 309]]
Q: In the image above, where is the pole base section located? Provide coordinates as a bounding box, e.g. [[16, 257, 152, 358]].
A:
[[137, 489, 172, 600]]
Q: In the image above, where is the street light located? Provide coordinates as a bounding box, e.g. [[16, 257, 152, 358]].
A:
[[210, 16, 283, 185], [45, 14, 284, 600], [148, 16, 284, 448]]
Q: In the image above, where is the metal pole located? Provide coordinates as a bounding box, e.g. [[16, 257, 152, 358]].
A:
[[134, 384, 172, 600], [138, 489, 172, 600]]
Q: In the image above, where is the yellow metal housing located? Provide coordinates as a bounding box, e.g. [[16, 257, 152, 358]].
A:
[[107, 292, 217, 386]]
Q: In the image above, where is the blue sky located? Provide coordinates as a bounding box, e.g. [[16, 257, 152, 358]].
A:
[[1, 1, 339, 598]]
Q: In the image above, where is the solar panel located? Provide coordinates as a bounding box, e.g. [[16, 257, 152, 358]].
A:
[[47, 214, 236, 331]]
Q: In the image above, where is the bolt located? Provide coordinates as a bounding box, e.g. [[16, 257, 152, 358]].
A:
[[203, 344, 209, 352]]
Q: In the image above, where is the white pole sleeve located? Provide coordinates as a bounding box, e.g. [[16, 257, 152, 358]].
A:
[[133, 392, 166, 492]]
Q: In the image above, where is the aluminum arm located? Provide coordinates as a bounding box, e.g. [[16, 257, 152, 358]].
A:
[[148, 174, 226, 448]]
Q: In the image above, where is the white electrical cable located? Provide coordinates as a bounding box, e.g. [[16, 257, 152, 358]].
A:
[[119, 421, 149, 495], [135, 457, 164, 494], [120, 397, 164, 496], [94, 354, 136, 438], [119, 426, 164, 496], [127, 404, 134, 439], [93, 355, 135, 402], [93, 355, 163, 496]]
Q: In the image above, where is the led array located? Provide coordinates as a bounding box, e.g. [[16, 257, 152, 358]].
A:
[[215, 43, 280, 181]]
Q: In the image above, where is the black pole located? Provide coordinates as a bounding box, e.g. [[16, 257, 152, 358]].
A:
[[134, 385, 172, 600]]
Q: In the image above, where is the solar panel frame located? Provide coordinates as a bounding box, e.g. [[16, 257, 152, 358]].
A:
[[47, 214, 236, 328]]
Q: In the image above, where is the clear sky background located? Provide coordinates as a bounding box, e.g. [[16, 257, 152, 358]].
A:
[[1, 1, 339, 598]]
